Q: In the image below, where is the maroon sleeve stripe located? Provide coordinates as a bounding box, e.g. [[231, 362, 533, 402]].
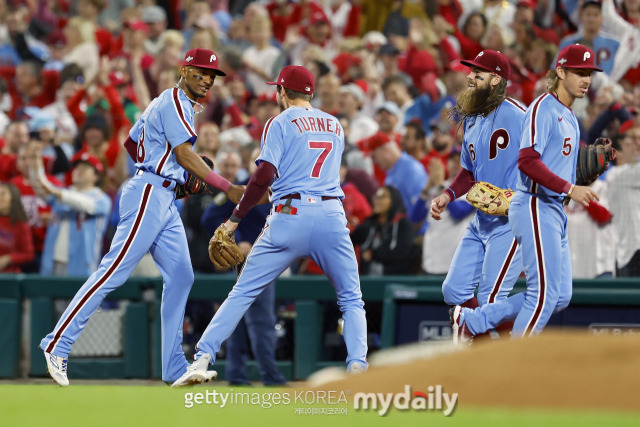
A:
[[505, 98, 526, 113], [172, 88, 196, 137], [529, 94, 549, 148], [261, 117, 275, 149]]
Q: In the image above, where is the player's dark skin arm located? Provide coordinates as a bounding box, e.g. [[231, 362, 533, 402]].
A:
[[174, 142, 245, 203]]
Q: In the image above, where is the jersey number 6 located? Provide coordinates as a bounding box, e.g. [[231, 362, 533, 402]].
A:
[[309, 141, 333, 178]]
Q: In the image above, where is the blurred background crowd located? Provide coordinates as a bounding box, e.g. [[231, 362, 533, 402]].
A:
[[0, 0, 639, 280]]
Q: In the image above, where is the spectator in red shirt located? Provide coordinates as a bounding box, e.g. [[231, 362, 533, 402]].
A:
[[10, 141, 61, 272], [76, 0, 114, 57], [0, 120, 29, 182], [454, 12, 486, 59], [1, 61, 58, 120], [0, 182, 34, 273]]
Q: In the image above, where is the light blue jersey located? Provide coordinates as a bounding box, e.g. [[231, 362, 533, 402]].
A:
[[258, 106, 345, 201], [460, 98, 526, 190], [194, 103, 368, 374], [129, 87, 198, 184], [442, 98, 524, 309], [517, 93, 580, 197]]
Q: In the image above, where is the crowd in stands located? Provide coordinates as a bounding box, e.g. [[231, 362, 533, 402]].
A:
[[0, 0, 639, 278]]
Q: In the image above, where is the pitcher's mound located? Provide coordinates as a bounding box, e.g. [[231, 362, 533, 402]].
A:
[[309, 330, 640, 412]]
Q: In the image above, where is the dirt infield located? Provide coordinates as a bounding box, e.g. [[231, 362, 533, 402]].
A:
[[310, 331, 640, 412]]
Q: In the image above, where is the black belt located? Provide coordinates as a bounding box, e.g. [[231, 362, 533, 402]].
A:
[[282, 193, 338, 201]]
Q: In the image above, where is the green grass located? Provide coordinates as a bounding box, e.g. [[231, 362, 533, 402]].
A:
[[0, 385, 637, 427]]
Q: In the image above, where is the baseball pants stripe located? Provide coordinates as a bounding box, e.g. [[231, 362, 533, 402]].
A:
[[45, 184, 153, 354], [487, 237, 519, 304], [523, 197, 547, 337]]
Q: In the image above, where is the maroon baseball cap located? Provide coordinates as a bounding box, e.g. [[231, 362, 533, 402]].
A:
[[266, 65, 314, 94], [460, 50, 510, 80], [555, 44, 603, 72], [182, 48, 226, 76]]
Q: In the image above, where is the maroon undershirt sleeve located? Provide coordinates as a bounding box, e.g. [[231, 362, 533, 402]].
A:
[[231, 161, 276, 221], [443, 167, 475, 201], [124, 136, 137, 162], [518, 147, 573, 195]]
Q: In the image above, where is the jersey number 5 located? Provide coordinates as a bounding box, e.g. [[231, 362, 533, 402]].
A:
[[137, 127, 146, 162], [309, 141, 333, 178], [561, 137, 572, 156]]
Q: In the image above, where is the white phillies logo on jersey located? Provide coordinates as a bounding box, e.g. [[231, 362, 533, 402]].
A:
[[210, 54, 216, 62], [186, 56, 194, 62], [583, 51, 591, 62], [558, 57, 567, 65]]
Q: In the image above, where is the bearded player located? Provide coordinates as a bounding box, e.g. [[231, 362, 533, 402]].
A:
[[430, 50, 525, 342], [453, 45, 603, 340]]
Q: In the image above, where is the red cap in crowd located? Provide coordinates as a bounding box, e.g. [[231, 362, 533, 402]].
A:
[[182, 48, 227, 76], [555, 44, 603, 72], [357, 132, 393, 155], [517, 0, 537, 9], [257, 92, 278, 104], [267, 65, 315, 94], [310, 11, 329, 26], [72, 152, 104, 175], [460, 50, 510, 80]]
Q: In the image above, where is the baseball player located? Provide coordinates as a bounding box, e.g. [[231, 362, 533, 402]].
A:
[[41, 48, 245, 386], [172, 65, 368, 386], [453, 44, 602, 340], [430, 50, 524, 337]]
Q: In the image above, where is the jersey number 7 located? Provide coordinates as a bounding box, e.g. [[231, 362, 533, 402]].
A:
[[308, 141, 333, 178]]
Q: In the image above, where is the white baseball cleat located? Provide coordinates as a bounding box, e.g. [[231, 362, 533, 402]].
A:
[[171, 353, 217, 387], [452, 305, 474, 345], [44, 351, 69, 386], [348, 361, 367, 374]]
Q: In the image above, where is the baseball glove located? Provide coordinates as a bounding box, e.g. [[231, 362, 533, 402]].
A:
[[575, 138, 617, 186], [208, 224, 244, 270], [466, 181, 514, 216], [176, 155, 215, 199]]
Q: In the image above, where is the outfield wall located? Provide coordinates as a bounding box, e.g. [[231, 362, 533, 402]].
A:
[[1, 275, 639, 380]]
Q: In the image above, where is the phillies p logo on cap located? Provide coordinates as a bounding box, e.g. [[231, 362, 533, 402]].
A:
[[555, 44, 603, 72], [182, 48, 226, 76]]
